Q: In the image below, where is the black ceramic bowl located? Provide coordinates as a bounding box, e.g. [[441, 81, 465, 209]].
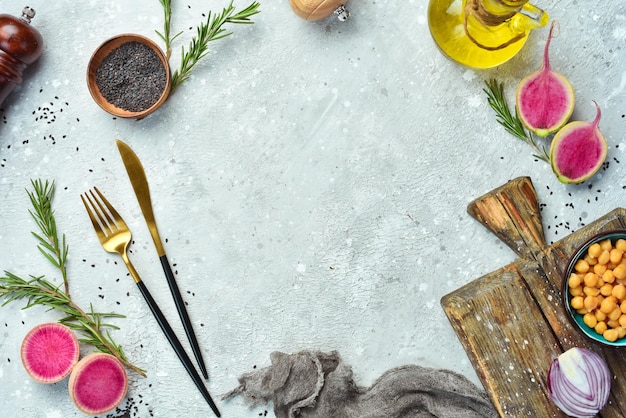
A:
[[563, 230, 626, 347]]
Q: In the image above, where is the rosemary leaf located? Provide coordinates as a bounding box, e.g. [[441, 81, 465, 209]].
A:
[[169, 1, 261, 89], [483, 79, 551, 164], [26, 180, 70, 296]]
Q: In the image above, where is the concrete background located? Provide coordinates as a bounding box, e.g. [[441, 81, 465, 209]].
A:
[[1, 0, 624, 416]]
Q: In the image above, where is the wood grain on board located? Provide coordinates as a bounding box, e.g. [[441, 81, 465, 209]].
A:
[[442, 176, 626, 417]]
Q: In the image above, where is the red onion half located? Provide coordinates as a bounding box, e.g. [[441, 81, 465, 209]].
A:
[[547, 347, 611, 418]]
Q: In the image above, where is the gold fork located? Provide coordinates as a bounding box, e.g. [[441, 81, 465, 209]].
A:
[[81, 187, 221, 417]]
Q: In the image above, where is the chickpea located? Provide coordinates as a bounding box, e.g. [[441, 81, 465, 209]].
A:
[[584, 254, 598, 266], [585, 295, 600, 311], [594, 263, 608, 275], [616, 239, 626, 252], [598, 250, 611, 265], [583, 312, 598, 328], [595, 310, 607, 322], [611, 249, 624, 264], [608, 319, 620, 329], [600, 239, 613, 251], [583, 286, 600, 297], [609, 307, 622, 321], [571, 296, 584, 309], [618, 327, 626, 339], [574, 259, 590, 274], [619, 315, 626, 327], [614, 264, 626, 280], [602, 270, 615, 284], [584, 272, 599, 287], [604, 328, 619, 342], [568, 273, 582, 288], [588, 243, 602, 258], [601, 296, 617, 314], [570, 286, 583, 296], [600, 283, 614, 296], [595, 321, 608, 335], [613, 284, 626, 300]]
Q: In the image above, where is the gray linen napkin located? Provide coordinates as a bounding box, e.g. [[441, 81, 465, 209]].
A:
[[223, 350, 498, 418]]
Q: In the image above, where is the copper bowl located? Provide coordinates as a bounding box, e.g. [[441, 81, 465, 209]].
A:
[[563, 230, 626, 347], [87, 34, 171, 120]]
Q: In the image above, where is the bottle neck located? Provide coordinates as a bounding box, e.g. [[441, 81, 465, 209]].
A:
[[466, 0, 527, 26]]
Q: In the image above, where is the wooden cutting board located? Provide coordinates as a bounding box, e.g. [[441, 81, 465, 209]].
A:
[[441, 176, 626, 417]]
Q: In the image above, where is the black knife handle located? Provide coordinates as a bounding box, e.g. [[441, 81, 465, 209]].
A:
[[136, 280, 221, 417], [159, 254, 209, 379]]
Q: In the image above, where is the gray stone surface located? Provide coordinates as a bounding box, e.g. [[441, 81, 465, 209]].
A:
[[0, 0, 624, 416]]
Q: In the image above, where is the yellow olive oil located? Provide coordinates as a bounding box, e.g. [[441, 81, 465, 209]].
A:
[[428, 0, 549, 69]]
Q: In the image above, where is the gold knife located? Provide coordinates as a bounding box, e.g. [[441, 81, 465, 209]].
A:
[[116, 139, 209, 380]]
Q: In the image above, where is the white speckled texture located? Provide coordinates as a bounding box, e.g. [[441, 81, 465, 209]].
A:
[[0, 0, 624, 416]]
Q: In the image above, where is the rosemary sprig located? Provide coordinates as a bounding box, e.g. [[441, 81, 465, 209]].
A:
[[0, 272, 146, 377], [0, 180, 146, 377], [483, 79, 551, 163], [27, 180, 70, 297], [162, 1, 261, 90], [155, 0, 183, 60]]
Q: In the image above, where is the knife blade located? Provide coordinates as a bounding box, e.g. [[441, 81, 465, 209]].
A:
[[116, 139, 209, 380]]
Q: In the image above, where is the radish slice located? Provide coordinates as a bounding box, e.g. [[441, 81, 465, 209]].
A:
[[516, 21, 575, 137], [20, 322, 80, 384], [68, 352, 128, 415]]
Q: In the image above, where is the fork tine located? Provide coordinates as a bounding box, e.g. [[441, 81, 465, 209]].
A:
[[93, 186, 128, 230], [81, 193, 106, 241], [84, 189, 116, 236]]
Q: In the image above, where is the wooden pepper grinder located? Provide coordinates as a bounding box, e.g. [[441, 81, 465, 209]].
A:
[[0, 7, 43, 106], [290, 0, 349, 21]]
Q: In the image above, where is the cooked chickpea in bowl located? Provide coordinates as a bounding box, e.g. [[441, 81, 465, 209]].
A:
[[564, 230, 626, 346]]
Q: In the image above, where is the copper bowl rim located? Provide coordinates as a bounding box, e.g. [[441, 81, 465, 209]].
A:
[[86, 33, 171, 120], [562, 229, 626, 347]]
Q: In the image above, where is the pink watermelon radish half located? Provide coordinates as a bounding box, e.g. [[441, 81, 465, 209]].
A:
[[20, 322, 80, 384], [516, 21, 575, 137], [550, 101, 607, 184], [68, 352, 128, 415]]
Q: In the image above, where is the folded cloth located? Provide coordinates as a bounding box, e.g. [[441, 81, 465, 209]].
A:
[[223, 350, 498, 418]]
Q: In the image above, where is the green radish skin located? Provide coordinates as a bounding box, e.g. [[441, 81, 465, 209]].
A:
[[550, 101, 607, 184], [20, 322, 80, 384], [516, 21, 575, 137], [68, 352, 128, 415]]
